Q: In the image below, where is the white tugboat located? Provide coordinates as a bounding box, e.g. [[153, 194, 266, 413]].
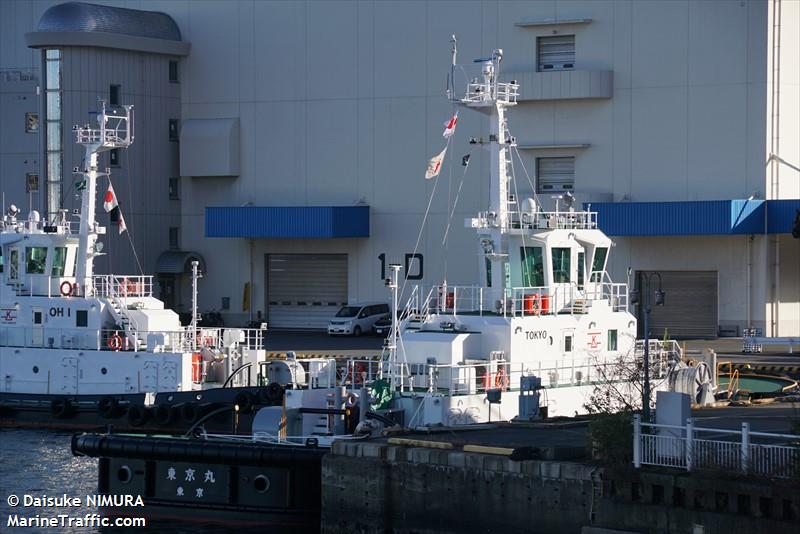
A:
[[275, 43, 698, 434], [0, 103, 272, 430]]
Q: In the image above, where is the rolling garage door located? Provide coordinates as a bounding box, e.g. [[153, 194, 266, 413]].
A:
[[637, 271, 718, 340], [266, 254, 348, 329]]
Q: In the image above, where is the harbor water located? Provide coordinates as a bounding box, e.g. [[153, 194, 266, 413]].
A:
[[0, 429, 289, 533]]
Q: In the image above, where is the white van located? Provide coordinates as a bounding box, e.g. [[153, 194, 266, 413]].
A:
[[327, 302, 390, 336]]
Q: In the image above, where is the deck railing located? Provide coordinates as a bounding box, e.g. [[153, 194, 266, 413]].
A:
[[92, 274, 154, 298], [633, 416, 800, 478], [0, 325, 264, 352], [409, 276, 628, 320]]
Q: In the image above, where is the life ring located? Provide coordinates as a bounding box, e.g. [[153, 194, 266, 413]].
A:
[[60, 281, 74, 297], [108, 333, 123, 351]]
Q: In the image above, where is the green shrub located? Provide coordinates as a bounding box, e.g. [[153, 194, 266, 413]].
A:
[[588, 411, 633, 465]]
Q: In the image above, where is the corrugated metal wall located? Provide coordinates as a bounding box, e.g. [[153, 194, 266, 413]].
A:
[[205, 206, 369, 239]]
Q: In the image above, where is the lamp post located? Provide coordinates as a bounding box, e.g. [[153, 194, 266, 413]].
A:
[[629, 272, 665, 421]]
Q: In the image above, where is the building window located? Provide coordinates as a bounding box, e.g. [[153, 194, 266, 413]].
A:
[[169, 227, 180, 250], [608, 329, 618, 351], [26, 172, 39, 193], [109, 148, 120, 167], [25, 112, 39, 133], [169, 60, 179, 83], [44, 48, 63, 220], [537, 35, 575, 71], [169, 119, 179, 141], [536, 157, 574, 194], [109, 84, 121, 106], [168, 177, 180, 200]]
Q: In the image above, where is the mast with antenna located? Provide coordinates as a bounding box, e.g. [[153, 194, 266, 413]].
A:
[[73, 102, 134, 297], [456, 48, 519, 307]]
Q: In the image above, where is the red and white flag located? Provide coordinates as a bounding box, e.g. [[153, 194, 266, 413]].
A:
[[425, 146, 447, 180], [442, 113, 458, 138], [103, 183, 119, 213], [118, 212, 127, 235]]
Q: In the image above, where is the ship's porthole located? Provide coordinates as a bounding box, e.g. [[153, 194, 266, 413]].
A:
[[32, 366, 39, 374], [101, 367, 108, 375], [117, 465, 133, 484], [196, 394, 202, 401], [253, 474, 270, 493]]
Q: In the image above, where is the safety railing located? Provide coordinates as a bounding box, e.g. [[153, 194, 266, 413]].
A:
[[411, 278, 628, 320], [92, 274, 154, 298], [0, 325, 265, 352], [339, 352, 674, 395], [633, 416, 800, 478], [462, 81, 519, 104], [503, 209, 598, 231]]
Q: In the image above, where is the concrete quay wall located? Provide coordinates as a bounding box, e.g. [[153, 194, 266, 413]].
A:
[[321, 441, 799, 534]]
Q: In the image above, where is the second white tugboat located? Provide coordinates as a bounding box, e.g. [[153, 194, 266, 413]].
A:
[[0, 103, 273, 431], [280, 42, 692, 432]]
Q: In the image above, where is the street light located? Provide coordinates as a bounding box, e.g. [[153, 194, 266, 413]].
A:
[[629, 272, 665, 421]]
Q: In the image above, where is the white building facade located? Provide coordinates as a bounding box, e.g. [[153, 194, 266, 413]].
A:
[[1, 0, 798, 337]]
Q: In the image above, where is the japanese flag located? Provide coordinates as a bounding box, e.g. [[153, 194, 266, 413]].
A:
[[103, 183, 119, 213], [118, 212, 127, 235], [425, 146, 447, 180], [442, 113, 458, 138]]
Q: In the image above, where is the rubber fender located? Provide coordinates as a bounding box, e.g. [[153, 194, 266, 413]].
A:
[[97, 397, 120, 419], [153, 404, 174, 426], [127, 404, 149, 427], [50, 398, 74, 419]]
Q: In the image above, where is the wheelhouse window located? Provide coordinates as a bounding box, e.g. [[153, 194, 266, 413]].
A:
[[25, 247, 47, 274], [520, 246, 544, 287], [590, 247, 608, 282], [552, 248, 571, 284], [51, 247, 67, 277]]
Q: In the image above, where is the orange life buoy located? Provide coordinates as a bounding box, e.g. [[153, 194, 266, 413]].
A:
[[523, 294, 541, 316], [60, 281, 73, 297], [108, 333, 123, 351], [191, 352, 203, 383]]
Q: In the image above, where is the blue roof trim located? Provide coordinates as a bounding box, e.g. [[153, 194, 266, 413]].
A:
[[767, 199, 800, 234], [38, 2, 182, 41], [586, 199, 799, 236], [205, 206, 370, 239]]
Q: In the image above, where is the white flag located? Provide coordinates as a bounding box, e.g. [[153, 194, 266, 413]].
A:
[[425, 147, 447, 180], [442, 113, 458, 138]]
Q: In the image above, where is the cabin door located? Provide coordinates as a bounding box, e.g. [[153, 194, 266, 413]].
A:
[[31, 307, 44, 346]]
